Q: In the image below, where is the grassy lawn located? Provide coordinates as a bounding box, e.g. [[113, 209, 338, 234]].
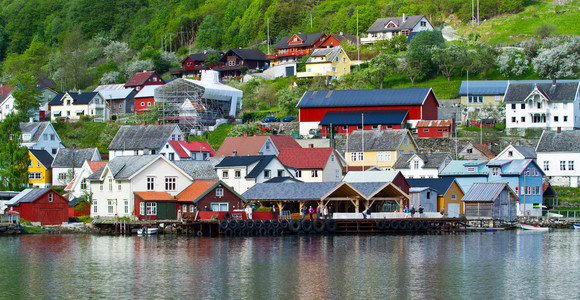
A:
[[189, 123, 235, 151], [553, 187, 580, 206], [456, 0, 580, 45], [53, 121, 120, 154]]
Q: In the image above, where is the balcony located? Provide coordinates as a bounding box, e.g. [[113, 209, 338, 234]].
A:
[[266, 49, 312, 59], [211, 63, 246, 71]]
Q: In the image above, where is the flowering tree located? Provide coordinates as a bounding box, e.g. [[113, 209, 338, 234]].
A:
[[532, 36, 580, 79], [496, 49, 529, 78]]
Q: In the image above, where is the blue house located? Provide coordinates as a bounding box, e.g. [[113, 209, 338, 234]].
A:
[[439, 160, 488, 192]]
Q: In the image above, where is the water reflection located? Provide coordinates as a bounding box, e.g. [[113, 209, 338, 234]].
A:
[[0, 231, 578, 299]]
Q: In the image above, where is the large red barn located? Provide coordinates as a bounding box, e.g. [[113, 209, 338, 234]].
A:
[[297, 88, 439, 137], [7, 188, 69, 225]]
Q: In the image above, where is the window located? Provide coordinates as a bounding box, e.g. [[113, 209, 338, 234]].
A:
[[211, 203, 229, 212], [52, 149, 57, 155], [118, 182, 122, 191], [182, 204, 187, 213], [358, 152, 364, 161], [277, 169, 284, 177], [521, 117, 526, 122], [295, 170, 302, 178], [451, 194, 457, 200], [222, 171, 229, 179], [189, 204, 195, 213], [336, 169, 341, 178], [108, 201, 114, 214], [146, 202, 156, 215], [467, 148, 473, 154], [343, 57, 346, 62], [141, 102, 145, 107], [37, 161, 40, 168], [404, 136, 409, 145], [235, 170, 241, 178], [28, 173, 42, 179], [332, 67, 336, 72], [420, 21, 426, 26], [564, 116, 568, 122], [124, 200, 129, 214], [59, 173, 66, 180], [423, 129, 429, 132], [467, 167, 476, 172], [560, 161, 566, 171], [81, 179, 87, 190], [511, 104, 516, 110], [147, 102, 151, 107], [426, 192, 431, 199], [413, 161, 420, 169], [537, 102, 542, 109], [521, 103, 525, 109], [168, 153, 175, 161], [93, 201, 98, 213], [147, 177, 155, 190], [515, 186, 519, 195], [544, 161, 549, 171], [264, 169, 271, 178], [508, 151, 513, 157], [569, 161, 574, 171], [216, 188, 224, 197], [554, 116, 559, 122], [311, 170, 319, 177], [48, 193, 53, 202], [492, 167, 500, 176], [109, 179, 113, 191], [100, 183, 103, 191], [50, 134, 55, 141], [165, 177, 176, 191]]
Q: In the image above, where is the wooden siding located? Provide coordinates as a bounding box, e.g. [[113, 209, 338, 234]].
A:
[[300, 106, 423, 123], [465, 202, 493, 218]]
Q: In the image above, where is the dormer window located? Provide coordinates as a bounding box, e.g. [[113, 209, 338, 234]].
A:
[[413, 161, 419, 169], [491, 167, 500, 176], [467, 167, 476, 172]]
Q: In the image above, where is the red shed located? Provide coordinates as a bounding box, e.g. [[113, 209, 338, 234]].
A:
[[7, 188, 69, 225], [416, 120, 452, 138], [176, 180, 246, 220]]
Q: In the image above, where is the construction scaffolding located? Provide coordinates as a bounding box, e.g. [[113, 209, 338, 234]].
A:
[[154, 71, 243, 134]]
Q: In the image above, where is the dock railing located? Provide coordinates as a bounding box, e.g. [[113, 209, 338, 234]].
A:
[[545, 210, 579, 222]]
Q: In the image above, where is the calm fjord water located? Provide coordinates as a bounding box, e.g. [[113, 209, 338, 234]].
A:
[[0, 230, 579, 299]]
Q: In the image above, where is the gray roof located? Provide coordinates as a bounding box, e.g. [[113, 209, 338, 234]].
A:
[[222, 48, 268, 62], [343, 170, 401, 183], [108, 125, 180, 151], [297, 88, 435, 108], [30, 149, 54, 168], [512, 145, 537, 159], [349, 182, 389, 198], [366, 15, 426, 33], [243, 182, 341, 200], [273, 33, 326, 49], [171, 160, 218, 180], [393, 153, 451, 169], [20, 122, 50, 143], [6, 188, 51, 205], [52, 148, 99, 168], [462, 182, 510, 202], [88, 155, 159, 180], [503, 82, 579, 103], [347, 129, 414, 151], [536, 130, 580, 152], [487, 159, 543, 176], [457, 80, 579, 96], [305, 47, 344, 64]]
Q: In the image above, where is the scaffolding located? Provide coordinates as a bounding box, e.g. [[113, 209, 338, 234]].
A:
[[154, 71, 243, 134]]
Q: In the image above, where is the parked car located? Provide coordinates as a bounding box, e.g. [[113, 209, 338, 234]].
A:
[[263, 116, 280, 123], [283, 116, 296, 122]]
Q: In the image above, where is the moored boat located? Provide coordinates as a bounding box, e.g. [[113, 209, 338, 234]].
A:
[[573, 224, 580, 230], [137, 227, 159, 236], [520, 224, 550, 231]]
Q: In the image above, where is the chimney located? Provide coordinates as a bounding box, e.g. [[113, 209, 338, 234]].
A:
[[233, 151, 237, 156], [243, 132, 248, 137], [309, 144, 314, 148], [340, 31, 343, 36], [488, 142, 492, 151], [402, 13, 406, 21], [557, 127, 561, 133], [552, 78, 556, 86], [141, 121, 146, 125]]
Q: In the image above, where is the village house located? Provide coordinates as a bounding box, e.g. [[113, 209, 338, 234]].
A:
[[65, 161, 107, 200], [392, 153, 452, 179], [296, 88, 439, 137], [268, 32, 328, 66], [51, 148, 101, 187], [360, 14, 433, 44], [98, 88, 137, 115], [459, 143, 496, 160], [345, 129, 419, 171], [536, 130, 580, 187], [176, 180, 246, 218], [1, 80, 57, 121], [297, 46, 351, 79], [124, 70, 165, 92], [462, 182, 518, 219], [215, 134, 301, 157], [28, 150, 54, 188], [277, 147, 346, 182], [108, 124, 184, 159], [342, 169, 410, 194], [158, 140, 215, 161], [48, 91, 107, 121], [416, 120, 452, 138], [20, 122, 65, 157], [318, 33, 358, 48], [495, 144, 537, 161], [319, 110, 409, 138], [0, 86, 13, 121], [88, 155, 200, 219], [215, 155, 293, 193], [6, 188, 69, 225], [504, 80, 580, 131], [212, 48, 269, 78], [407, 178, 464, 217], [172, 52, 214, 78], [133, 85, 158, 114]]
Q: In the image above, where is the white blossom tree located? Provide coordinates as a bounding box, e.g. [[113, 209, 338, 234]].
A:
[[496, 49, 529, 78], [532, 36, 580, 79]]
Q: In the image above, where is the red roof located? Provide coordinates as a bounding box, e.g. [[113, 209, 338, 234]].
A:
[[278, 147, 334, 169], [124, 71, 162, 88], [416, 120, 451, 127], [178, 141, 215, 156], [176, 180, 219, 202], [135, 191, 175, 201], [87, 161, 107, 172], [472, 144, 496, 159], [169, 141, 190, 158], [0, 85, 12, 100], [215, 135, 301, 157], [65, 176, 76, 190]]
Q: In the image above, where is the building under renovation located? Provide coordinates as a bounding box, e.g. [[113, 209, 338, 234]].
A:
[[154, 70, 243, 133]]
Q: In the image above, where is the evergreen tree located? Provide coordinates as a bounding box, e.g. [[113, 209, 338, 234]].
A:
[[0, 113, 30, 191]]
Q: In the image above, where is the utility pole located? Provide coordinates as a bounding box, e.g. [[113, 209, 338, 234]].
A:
[[267, 18, 270, 56], [477, 0, 480, 26], [310, 11, 313, 28], [357, 8, 360, 62], [472, 0, 475, 27]]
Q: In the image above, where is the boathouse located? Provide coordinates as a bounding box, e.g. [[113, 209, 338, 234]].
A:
[[176, 180, 246, 220], [6, 188, 69, 225], [462, 182, 517, 219]]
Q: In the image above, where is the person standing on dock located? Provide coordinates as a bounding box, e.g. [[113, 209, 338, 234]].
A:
[[272, 205, 277, 220], [302, 206, 307, 220], [308, 206, 314, 219], [245, 205, 253, 220], [440, 207, 445, 216], [410, 205, 416, 218], [418, 205, 424, 217], [323, 206, 328, 219]]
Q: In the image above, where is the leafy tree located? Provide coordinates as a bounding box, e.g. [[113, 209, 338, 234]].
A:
[[407, 30, 445, 78], [2, 40, 50, 78], [532, 36, 580, 79], [196, 15, 222, 50], [0, 113, 30, 191], [228, 123, 261, 137], [431, 43, 469, 81], [277, 87, 303, 115], [205, 52, 222, 67], [49, 28, 92, 90], [0, 24, 7, 60], [123, 59, 154, 78], [399, 53, 425, 86], [368, 52, 398, 88], [496, 49, 529, 78], [468, 42, 498, 80], [104, 41, 132, 65], [138, 48, 177, 75], [9, 72, 41, 119], [521, 39, 539, 60]]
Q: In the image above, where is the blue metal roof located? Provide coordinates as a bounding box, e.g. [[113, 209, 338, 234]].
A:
[[297, 88, 434, 108], [406, 178, 459, 195], [439, 160, 489, 176], [458, 80, 579, 96], [319, 110, 408, 126]]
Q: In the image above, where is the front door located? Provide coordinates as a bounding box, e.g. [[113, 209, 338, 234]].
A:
[[448, 203, 460, 218]]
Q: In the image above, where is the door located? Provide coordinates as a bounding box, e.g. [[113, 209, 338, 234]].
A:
[[285, 66, 294, 77], [157, 203, 177, 220], [448, 203, 460, 218]]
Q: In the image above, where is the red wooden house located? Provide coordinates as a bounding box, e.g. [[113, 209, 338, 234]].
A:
[[297, 88, 439, 137], [133, 85, 158, 114], [68, 198, 90, 218], [172, 52, 214, 78], [212, 49, 269, 78], [134, 191, 177, 220], [176, 180, 246, 220], [268, 33, 328, 66], [318, 33, 358, 48], [6, 188, 69, 225], [124, 71, 165, 92], [416, 120, 452, 138]]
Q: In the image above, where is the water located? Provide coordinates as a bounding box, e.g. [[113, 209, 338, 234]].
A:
[[0, 230, 579, 299]]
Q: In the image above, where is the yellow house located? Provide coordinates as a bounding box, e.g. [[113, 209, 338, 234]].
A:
[[345, 129, 418, 170], [28, 149, 54, 188], [297, 46, 351, 79]]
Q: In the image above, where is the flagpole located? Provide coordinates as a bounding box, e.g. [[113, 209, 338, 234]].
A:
[[361, 112, 364, 171]]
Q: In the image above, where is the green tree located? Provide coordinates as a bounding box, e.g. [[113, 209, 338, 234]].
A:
[[277, 87, 303, 115], [0, 113, 30, 191], [407, 30, 445, 79], [399, 53, 425, 86], [468, 42, 498, 80], [431, 43, 469, 81], [2, 39, 50, 78], [368, 52, 398, 89], [196, 15, 222, 50], [9, 73, 41, 119]]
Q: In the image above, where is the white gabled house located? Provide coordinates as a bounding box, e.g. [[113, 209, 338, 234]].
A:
[[51, 148, 101, 187], [536, 130, 580, 187], [214, 155, 294, 193], [277, 147, 346, 182], [64, 161, 107, 200], [108, 124, 184, 159], [360, 14, 433, 44], [495, 145, 537, 161], [392, 153, 452, 179]]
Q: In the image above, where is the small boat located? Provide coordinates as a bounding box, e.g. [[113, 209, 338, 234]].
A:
[[573, 224, 580, 230], [137, 227, 159, 236], [520, 224, 550, 231]]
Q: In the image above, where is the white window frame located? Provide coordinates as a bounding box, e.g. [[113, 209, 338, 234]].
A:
[[216, 188, 224, 197], [147, 177, 155, 191], [165, 177, 177, 191]]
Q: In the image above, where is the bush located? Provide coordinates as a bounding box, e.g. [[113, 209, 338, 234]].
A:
[[111, 115, 117, 121], [524, 128, 543, 139]]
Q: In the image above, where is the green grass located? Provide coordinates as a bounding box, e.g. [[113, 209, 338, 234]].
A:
[[53, 121, 120, 154], [189, 123, 235, 151], [456, 0, 580, 45], [553, 187, 580, 204]]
